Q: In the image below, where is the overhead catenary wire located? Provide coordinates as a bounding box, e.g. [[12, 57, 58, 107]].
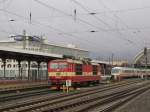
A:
[[33, 0, 106, 31], [0, 0, 135, 48], [97, 0, 139, 35], [33, 0, 117, 47], [33, 0, 138, 52], [1, 1, 147, 47], [0, 0, 149, 61], [0, 8, 102, 49], [71, 0, 113, 29], [96, 6, 150, 14], [97, 0, 150, 46], [70, 0, 136, 45], [0, 0, 108, 49], [98, 0, 146, 48], [71, 0, 129, 43], [98, 0, 140, 46], [97, 0, 130, 29], [33, 0, 150, 34], [31, 5, 150, 20]]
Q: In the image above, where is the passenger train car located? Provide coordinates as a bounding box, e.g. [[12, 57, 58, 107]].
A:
[[111, 67, 150, 81], [48, 59, 101, 89]]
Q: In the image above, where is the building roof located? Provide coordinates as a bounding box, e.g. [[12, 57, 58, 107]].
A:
[[0, 46, 63, 61], [0, 37, 88, 52], [44, 42, 88, 52], [0, 38, 16, 43], [91, 60, 110, 65]]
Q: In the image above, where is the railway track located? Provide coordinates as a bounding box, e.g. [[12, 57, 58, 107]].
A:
[[0, 82, 52, 103], [64, 82, 150, 112], [0, 79, 146, 112], [0, 79, 141, 103], [0, 88, 51, 102], [31, 81, 150, 112], [0, 83, 50, 94]]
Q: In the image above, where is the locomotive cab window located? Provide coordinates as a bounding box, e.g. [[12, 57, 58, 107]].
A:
[[111, 69, 120, 74], [59, 63, 68, 69], [50, 63, 58, 69], [93, 65, 98, 75], [75, 64, 82, 75], [50, 62, 68, 69]]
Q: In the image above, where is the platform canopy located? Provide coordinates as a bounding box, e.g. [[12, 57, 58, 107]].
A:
[[133, 48, 150, 68], [91, 60, 110, 65], [0, 46, 63, 62]]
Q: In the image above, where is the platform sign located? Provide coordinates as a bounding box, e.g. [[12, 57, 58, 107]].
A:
[[66, 80, 72, 87]]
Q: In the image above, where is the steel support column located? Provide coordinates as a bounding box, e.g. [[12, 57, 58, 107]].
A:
[[46, 61, 49, 80], [28, 60, 31, 80], [37, 61, 41, 81], [18, 60, 21, 80], [2, 58, 6, 79]]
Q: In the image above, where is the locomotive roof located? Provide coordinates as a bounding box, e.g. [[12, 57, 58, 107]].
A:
[[112, 67, 150, 71], [50, 59, 99, 65], [112, 67, 136, 70]]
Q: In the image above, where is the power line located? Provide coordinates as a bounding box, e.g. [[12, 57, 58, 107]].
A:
[[96, 6, 150, 14], [97, 0, 143, 47], [32, 5, 150, 19], [33, 0, 137, 49], [33, 0, 106, 31], [33, 0, 120, 47], [1, 0, 144, 48], [71, 0, 112, 28], [71, 0, 135, 44], [98, 0, 134, 32], [0, 8, 101, 49], [34, 0, 146, 39]]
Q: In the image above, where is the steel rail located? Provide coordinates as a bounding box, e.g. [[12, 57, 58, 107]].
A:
[[1, 80, 144, 112]]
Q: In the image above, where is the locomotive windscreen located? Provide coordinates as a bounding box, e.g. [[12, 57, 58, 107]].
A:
[[111, 68, 120, 74], [50, 62, 68, 69]]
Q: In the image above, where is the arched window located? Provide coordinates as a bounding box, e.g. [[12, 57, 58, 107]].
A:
[[7, 64, 11, 68]]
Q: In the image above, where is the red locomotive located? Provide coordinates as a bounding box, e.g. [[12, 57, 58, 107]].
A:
[[48, 59, 101, 89]]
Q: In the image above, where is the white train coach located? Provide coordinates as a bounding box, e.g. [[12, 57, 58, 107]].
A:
[[111, 67, 150, 81]]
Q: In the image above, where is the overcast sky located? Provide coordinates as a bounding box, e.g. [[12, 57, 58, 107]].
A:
[[0, 0, 150, 61]]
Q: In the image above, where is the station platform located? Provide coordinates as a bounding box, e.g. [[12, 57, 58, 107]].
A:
[[116, 89, 150, 112], [0, 80, 49, 90]]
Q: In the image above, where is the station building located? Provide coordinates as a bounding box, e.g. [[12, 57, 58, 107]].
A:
[[0, 33, 89, 80]]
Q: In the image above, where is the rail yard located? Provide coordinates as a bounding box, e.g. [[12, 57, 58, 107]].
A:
[[1, 0, 150, 112], [0, 44, 150, 112], [0, 79, 149, 112]]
